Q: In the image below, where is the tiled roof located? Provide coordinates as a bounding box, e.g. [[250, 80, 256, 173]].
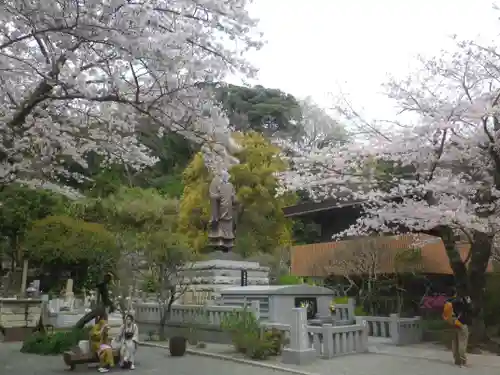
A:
[[291, 233, 495, 276]]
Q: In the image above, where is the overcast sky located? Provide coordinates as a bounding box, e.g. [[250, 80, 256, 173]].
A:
[[229, 0, 500, 121]]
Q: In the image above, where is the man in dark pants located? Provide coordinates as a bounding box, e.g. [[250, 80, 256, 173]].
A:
[[443, 291, 472, 367]]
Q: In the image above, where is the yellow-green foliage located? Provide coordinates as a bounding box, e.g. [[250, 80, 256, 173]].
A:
[[23, 215, 119, 265], [177, 153, 211, 251], [178, 132, 296, 255]]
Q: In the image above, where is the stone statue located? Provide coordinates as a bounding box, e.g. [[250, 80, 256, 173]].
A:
[[208, 170, 236, 251]]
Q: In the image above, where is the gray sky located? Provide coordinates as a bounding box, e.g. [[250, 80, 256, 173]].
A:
[[229, 0, 499, 120]]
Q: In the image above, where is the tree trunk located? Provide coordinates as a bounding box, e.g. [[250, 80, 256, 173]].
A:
[[159, 305, 167, 341], [434, 226, 497, 349], [74, 306, 105, 329], [159, 295, 175, 341], [467, 231, 492, 345], [159, 304, 172, 341], [434, 225, 469, 295]]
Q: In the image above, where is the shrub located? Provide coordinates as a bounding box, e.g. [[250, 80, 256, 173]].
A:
[[243, 333, 273, 360], [21, 327, 90, 355], [264, 328, 288, 355], [422, 319, 449, 331], [277, 275, 304, 285], [221, 308, 286, 360]]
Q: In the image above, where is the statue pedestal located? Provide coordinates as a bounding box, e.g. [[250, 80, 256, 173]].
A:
[[179, 252, 270, 304]]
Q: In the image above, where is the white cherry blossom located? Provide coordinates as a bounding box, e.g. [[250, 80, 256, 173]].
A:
[[0, 0, 262, 185], [280, 35, 500, 239]]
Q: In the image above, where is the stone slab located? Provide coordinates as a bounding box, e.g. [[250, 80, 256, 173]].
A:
[[182, 259, 270, 272]]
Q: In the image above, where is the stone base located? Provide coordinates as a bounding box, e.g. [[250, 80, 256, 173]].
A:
[[281, 347, 317, 365]]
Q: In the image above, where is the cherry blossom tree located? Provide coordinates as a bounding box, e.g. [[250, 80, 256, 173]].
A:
[[0, 0, 261, 187], [281, 34, 500, 337], [292, 97, 348, 149]]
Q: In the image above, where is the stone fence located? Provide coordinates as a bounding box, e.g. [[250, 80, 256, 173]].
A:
[[134, 298, 422, 355], [362, 314, 422, 345], [135, 301, 260, 326], [324, 298, 422, 346], [261, 308, 369, 365], [334, 298, 355, 325]]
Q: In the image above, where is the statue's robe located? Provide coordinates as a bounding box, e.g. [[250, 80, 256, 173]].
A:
[[208, 176, 235, 249]]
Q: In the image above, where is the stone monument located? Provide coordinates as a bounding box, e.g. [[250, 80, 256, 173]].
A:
[[63, 279, 75, 311], [177, 170, 270, 304], [175, 133, 270, 305]]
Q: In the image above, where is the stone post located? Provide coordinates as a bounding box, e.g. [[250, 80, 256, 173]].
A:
[[282, 307, 316, 365], [321, 324, 334, 358], [355, 316, 369, 352], [389, 313, 400, 345], [347, 298, 356, 323], [20, 259, 29, 297], [64, 279, 74, 310]]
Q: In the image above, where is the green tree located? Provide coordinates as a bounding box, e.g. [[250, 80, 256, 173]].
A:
[[217, 84, 302, 137], [178, 132, 295, 256], [177, 154, 211, 252], [66, 132, 197, 199], [23, 215, 119, 291], [71, 187, 179, 232], [0, 184, 66, 269], [69, 187, 193, 326], [143, 229, 194, 340]]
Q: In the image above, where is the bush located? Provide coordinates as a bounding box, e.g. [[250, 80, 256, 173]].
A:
[[277, 274, 304, 285], [264, 328, 288, 356], [21, 327, 90, 355], [221, 308, 287, 360], [242, 333, 273, 360], [422, 319, 449, 331]]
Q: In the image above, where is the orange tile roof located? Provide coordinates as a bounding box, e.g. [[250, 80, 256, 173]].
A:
[[291, 234, 495, 277]]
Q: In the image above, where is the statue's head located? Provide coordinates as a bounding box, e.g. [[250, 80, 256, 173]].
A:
[[221, 170, 230, 183]]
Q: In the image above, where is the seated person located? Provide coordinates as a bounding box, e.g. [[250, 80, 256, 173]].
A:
[[117, 314, 139, 369], [90, 314, 114, 373]]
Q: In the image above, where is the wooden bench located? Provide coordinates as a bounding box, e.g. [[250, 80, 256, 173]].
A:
[[63, 342, 120, 371]]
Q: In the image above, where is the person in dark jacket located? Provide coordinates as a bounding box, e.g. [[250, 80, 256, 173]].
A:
[[443, 291, 472, 367]]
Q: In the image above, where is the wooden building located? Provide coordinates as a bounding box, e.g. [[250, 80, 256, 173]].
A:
[[283, 200, 497, 314]]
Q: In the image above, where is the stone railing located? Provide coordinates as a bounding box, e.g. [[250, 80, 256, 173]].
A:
[[307, 322, 368, 358], [334, 298, 355, 325], [281, 307, 368, 365], [134, 300, 260, 326], [357, 313, 422, 345], [395, 315, 422, 345]]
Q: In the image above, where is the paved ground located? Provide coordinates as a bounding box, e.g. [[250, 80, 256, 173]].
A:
[[0, 343, 285, 375], [2, 341, 500, 375], [177, 340, 500, 375]]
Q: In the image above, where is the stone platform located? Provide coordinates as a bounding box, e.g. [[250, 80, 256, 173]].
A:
[[179, 258, 270, 304]]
